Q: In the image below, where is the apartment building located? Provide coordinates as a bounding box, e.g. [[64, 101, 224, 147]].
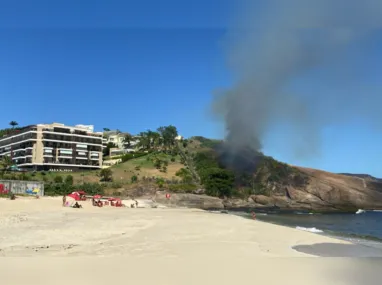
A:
[[0, 123, 103, 171], [103, 130, 138, 157]]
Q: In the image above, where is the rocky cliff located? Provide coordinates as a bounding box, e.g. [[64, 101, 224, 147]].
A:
[[153, 167, 382, 212]]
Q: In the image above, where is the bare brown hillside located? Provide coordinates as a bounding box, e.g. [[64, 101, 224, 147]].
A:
[[242, 167, 382, 212]]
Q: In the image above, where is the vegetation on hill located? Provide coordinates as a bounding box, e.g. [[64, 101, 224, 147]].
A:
[[1, 123, 308, 200], [183, 137, 308, 199]]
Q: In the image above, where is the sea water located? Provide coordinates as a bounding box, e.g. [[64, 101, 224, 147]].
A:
[[229, 209, 382, 248]]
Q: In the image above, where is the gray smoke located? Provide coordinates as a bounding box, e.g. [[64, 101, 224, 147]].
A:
[[213, 0, 382, 158]]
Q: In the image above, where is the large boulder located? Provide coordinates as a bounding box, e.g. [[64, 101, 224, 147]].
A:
[[250, 195, 273, 206]]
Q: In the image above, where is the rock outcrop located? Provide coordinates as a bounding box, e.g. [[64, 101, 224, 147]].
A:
[[154, 191, 224, 210], [288, 167, 382, 211], [239, 168, 382, 212], [153, 168, 382, 212]]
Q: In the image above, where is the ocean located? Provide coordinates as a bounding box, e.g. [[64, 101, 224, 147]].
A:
[[229, 209, 382, 247]]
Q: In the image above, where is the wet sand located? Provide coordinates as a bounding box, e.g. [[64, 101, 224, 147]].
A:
[[293, 243, 382, 257]]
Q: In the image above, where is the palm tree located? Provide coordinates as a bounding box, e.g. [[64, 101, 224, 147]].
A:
[[103, 128, 110, 132], [123, 133, 133, 148], [9, 121, 18, 129], [136, 132, 150, 150]]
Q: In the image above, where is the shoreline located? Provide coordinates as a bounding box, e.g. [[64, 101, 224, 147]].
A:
[[225, 208, 382, 240], [1, 197, 382, 284], [1, 196, 382, 258], [221, 210, 382, 257]]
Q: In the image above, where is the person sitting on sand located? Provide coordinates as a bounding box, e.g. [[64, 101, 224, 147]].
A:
[[73, 202, 82, 208]]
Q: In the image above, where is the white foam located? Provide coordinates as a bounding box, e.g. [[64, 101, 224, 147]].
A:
[[356, 209, 365, 214], [296, 226, 323, 233]]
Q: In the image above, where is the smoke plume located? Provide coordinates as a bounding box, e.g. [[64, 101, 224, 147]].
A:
[[213, 0, 382, 159]]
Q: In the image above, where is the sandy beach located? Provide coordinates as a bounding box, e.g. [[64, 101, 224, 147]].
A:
[[1, 197, 381, 284]]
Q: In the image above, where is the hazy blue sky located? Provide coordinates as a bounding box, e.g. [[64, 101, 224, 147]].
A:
[[0, 0, 381, 177]]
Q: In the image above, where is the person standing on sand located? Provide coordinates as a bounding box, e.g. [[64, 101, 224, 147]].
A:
[[62, 195, 66, 206]]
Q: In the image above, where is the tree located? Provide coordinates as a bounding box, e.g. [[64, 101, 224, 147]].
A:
[[123, 133, 134, 148], [100, 168, 113, 182], [149, 131, 161, 149], [103, 142, 117, 157], [175, 168, 193, 183], [64, 175, 74, 185], [9, 121, 18, 129], [157, 125, 178, 150], [136, 131, 151, 151], [103, 128, 110, 132], [0, 156, 12, 173], [202, 168, 235, 198]]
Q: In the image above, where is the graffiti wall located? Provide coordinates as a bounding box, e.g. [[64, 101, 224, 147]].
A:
[[0, 180, 44, 196]]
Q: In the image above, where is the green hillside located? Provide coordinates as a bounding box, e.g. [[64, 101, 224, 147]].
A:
[[1, 126, 308, 199]]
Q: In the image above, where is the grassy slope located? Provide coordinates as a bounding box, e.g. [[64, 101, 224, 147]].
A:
[[29, 153, 185, 186]]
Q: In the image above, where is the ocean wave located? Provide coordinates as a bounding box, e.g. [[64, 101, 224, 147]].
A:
[[296, 226, 323, 233], [356, 209, 366, 214]]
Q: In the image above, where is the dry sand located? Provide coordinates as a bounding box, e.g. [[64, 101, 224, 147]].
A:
[[0, 197, 380, 284]]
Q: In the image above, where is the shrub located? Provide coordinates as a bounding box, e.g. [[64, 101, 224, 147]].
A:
[[156, 177, 165, 188], [131, 175, 138, 183], [121, 152, 148, 163], [64, 175, 74, 185], [77, 183, 105, 196], [44, 182, 74, 196], [154, 159, 162, 169], [170, 157, 176, 162], [100, 168, 113, 182], [175, 168, 193, 183], [168, 184, 197, 193], [19, 173, 30, 181], [109, 181, 123, 189], [54, 176, 63, 183]]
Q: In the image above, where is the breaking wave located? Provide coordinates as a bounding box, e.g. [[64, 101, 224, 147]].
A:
[[296, 226, 324, 233]]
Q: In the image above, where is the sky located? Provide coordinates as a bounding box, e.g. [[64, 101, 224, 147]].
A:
[[0, 0, 381, 177]]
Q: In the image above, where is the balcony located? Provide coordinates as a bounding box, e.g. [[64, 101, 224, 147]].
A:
[[76, 157, 88, 160]]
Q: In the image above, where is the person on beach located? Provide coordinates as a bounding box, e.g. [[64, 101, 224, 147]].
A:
[[73, 202, 82, 208], [62, 195, 66, 206]]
